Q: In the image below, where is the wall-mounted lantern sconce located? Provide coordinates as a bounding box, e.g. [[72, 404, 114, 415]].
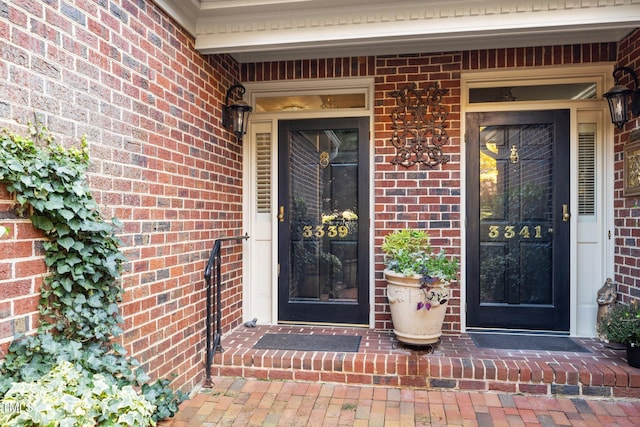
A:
[[222, 83, 252, 139], [604, 66, 640, 129]]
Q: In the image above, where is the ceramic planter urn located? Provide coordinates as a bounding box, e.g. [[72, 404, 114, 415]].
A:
[[384, 269, 449, 346]]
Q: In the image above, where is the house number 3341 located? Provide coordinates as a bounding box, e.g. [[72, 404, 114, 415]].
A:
[[488, 225, 543, 239]]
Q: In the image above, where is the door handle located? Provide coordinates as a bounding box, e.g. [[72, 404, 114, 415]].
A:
[[562, 204, 571, 222], [278, 206, 285, 222]]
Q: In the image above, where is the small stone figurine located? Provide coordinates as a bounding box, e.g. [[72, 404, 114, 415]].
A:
[[596, 278, 617, 340], [244, 318, 258, 328]]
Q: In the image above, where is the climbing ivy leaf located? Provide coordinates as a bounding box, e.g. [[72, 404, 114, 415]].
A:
[[30, 215, 54, 231], [58, 209, 75, 221], [58, 237, 74, 251]]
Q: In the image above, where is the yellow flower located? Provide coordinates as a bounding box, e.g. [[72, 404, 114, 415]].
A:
[[322, 214, 337, 223], [341, 210, 358, 220]]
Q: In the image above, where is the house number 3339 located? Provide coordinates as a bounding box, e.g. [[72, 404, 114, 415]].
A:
[[488, 225, 543, 239], [303, 225, 350, 238]]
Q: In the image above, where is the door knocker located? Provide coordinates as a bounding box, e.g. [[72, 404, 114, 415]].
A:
[[510, 144, 519, 164], [319, 151, 330, 168]]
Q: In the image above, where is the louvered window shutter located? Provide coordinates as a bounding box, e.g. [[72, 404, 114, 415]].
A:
[[578, 125, 596, 216], [256, 132, 272, 214]]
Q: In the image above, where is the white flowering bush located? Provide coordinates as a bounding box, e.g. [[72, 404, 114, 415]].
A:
[[0, 361, 155, 426]]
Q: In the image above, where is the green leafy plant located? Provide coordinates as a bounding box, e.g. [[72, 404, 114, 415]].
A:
[[599, 302, 640, 345], [382, 229, 458, 281], [0, 125, 124, 341], [0, 124, 186, 424], [0, 361, 155, 426], [382, 229, 459, 310], [382, 229, 430, 275], [141, 378, 185, 422]]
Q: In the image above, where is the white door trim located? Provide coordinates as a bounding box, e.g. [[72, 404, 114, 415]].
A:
[[461, 64, 616, 336], [242, 77, 376, 326]]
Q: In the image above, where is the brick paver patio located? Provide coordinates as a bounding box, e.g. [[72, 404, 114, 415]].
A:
[[156, 324, 640, 425], [159, 376, 640, 426]]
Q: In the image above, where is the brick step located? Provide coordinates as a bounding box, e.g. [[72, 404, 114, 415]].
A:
[[208, 325, 640, 398]]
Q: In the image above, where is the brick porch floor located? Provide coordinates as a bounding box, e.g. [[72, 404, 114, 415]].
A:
[[206, 325, 640, 398]]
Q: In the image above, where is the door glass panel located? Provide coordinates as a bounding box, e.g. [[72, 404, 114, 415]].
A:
[[479, 124, 554, 305], [288, 128, 359, 302]]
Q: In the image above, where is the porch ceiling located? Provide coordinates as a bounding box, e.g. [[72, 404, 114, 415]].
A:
[[154, 0, 640, 63]]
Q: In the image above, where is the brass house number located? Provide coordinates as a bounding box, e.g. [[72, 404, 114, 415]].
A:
[[487, 225, 546, 239], [302, 225, 350, 238]]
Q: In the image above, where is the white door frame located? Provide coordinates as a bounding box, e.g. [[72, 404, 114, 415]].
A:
[[242, 77, 375, 326], [461, 64, 616, 337]]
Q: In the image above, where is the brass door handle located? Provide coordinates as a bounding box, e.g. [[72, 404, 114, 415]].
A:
[[562, 204, 571, 222], [278, 206, 285, 222]]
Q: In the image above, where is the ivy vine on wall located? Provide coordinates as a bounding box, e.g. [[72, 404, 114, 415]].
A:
[[0, 124, 185, 424]]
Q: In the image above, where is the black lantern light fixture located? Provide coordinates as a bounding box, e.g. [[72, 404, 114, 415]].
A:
[[604, 66, 640, 129], [222, 83, 252, 138]]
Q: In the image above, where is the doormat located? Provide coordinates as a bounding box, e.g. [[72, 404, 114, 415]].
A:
[[469, 333, 590, 353], [253, 333, 361, 352]]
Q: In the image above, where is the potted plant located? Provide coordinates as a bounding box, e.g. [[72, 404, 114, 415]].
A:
[[599, 301, 640, 368], [381, 229, 459, 346]]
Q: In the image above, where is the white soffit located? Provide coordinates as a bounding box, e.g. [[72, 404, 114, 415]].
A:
[[154, 0, 640, 63]]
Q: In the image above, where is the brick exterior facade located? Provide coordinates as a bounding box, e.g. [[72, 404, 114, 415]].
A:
[[0, 0, 639, 392], [0, 0, 244, 391], [240, 42, 618, 334], [614, 29, 640, 302]]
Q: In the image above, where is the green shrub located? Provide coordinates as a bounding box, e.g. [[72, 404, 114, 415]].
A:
[[599, 302, 640, 345], [0, 124, 186, 424], [0, 361, 155, 426], [381, 229, 458, 282]]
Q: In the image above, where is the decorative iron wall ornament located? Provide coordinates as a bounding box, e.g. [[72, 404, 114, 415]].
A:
[[389, 83, 450, 168]]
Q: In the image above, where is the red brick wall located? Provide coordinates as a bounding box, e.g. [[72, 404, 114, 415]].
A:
[[0, 0, 244, 391], [614, 29, 640, 303], [373, 53, 463, 332], [0, 187, 43, 343], [462, 44, 616, 69], [241, 42, 617, 334]]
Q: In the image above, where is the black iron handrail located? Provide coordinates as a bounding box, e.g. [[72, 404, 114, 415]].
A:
[[203, 233, 249, 387]]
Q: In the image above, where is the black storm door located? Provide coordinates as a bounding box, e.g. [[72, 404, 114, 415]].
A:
[[466, 110, 570, 331], [278, 117, 369, 325]]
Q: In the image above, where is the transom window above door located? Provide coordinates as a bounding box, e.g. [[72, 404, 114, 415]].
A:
[[470, 82, 597, 103], [254, 93, 366, 112]]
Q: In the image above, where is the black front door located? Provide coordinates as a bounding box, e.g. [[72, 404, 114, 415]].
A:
[[466, 110, 570, 331], [278, 117, 369, 325]]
